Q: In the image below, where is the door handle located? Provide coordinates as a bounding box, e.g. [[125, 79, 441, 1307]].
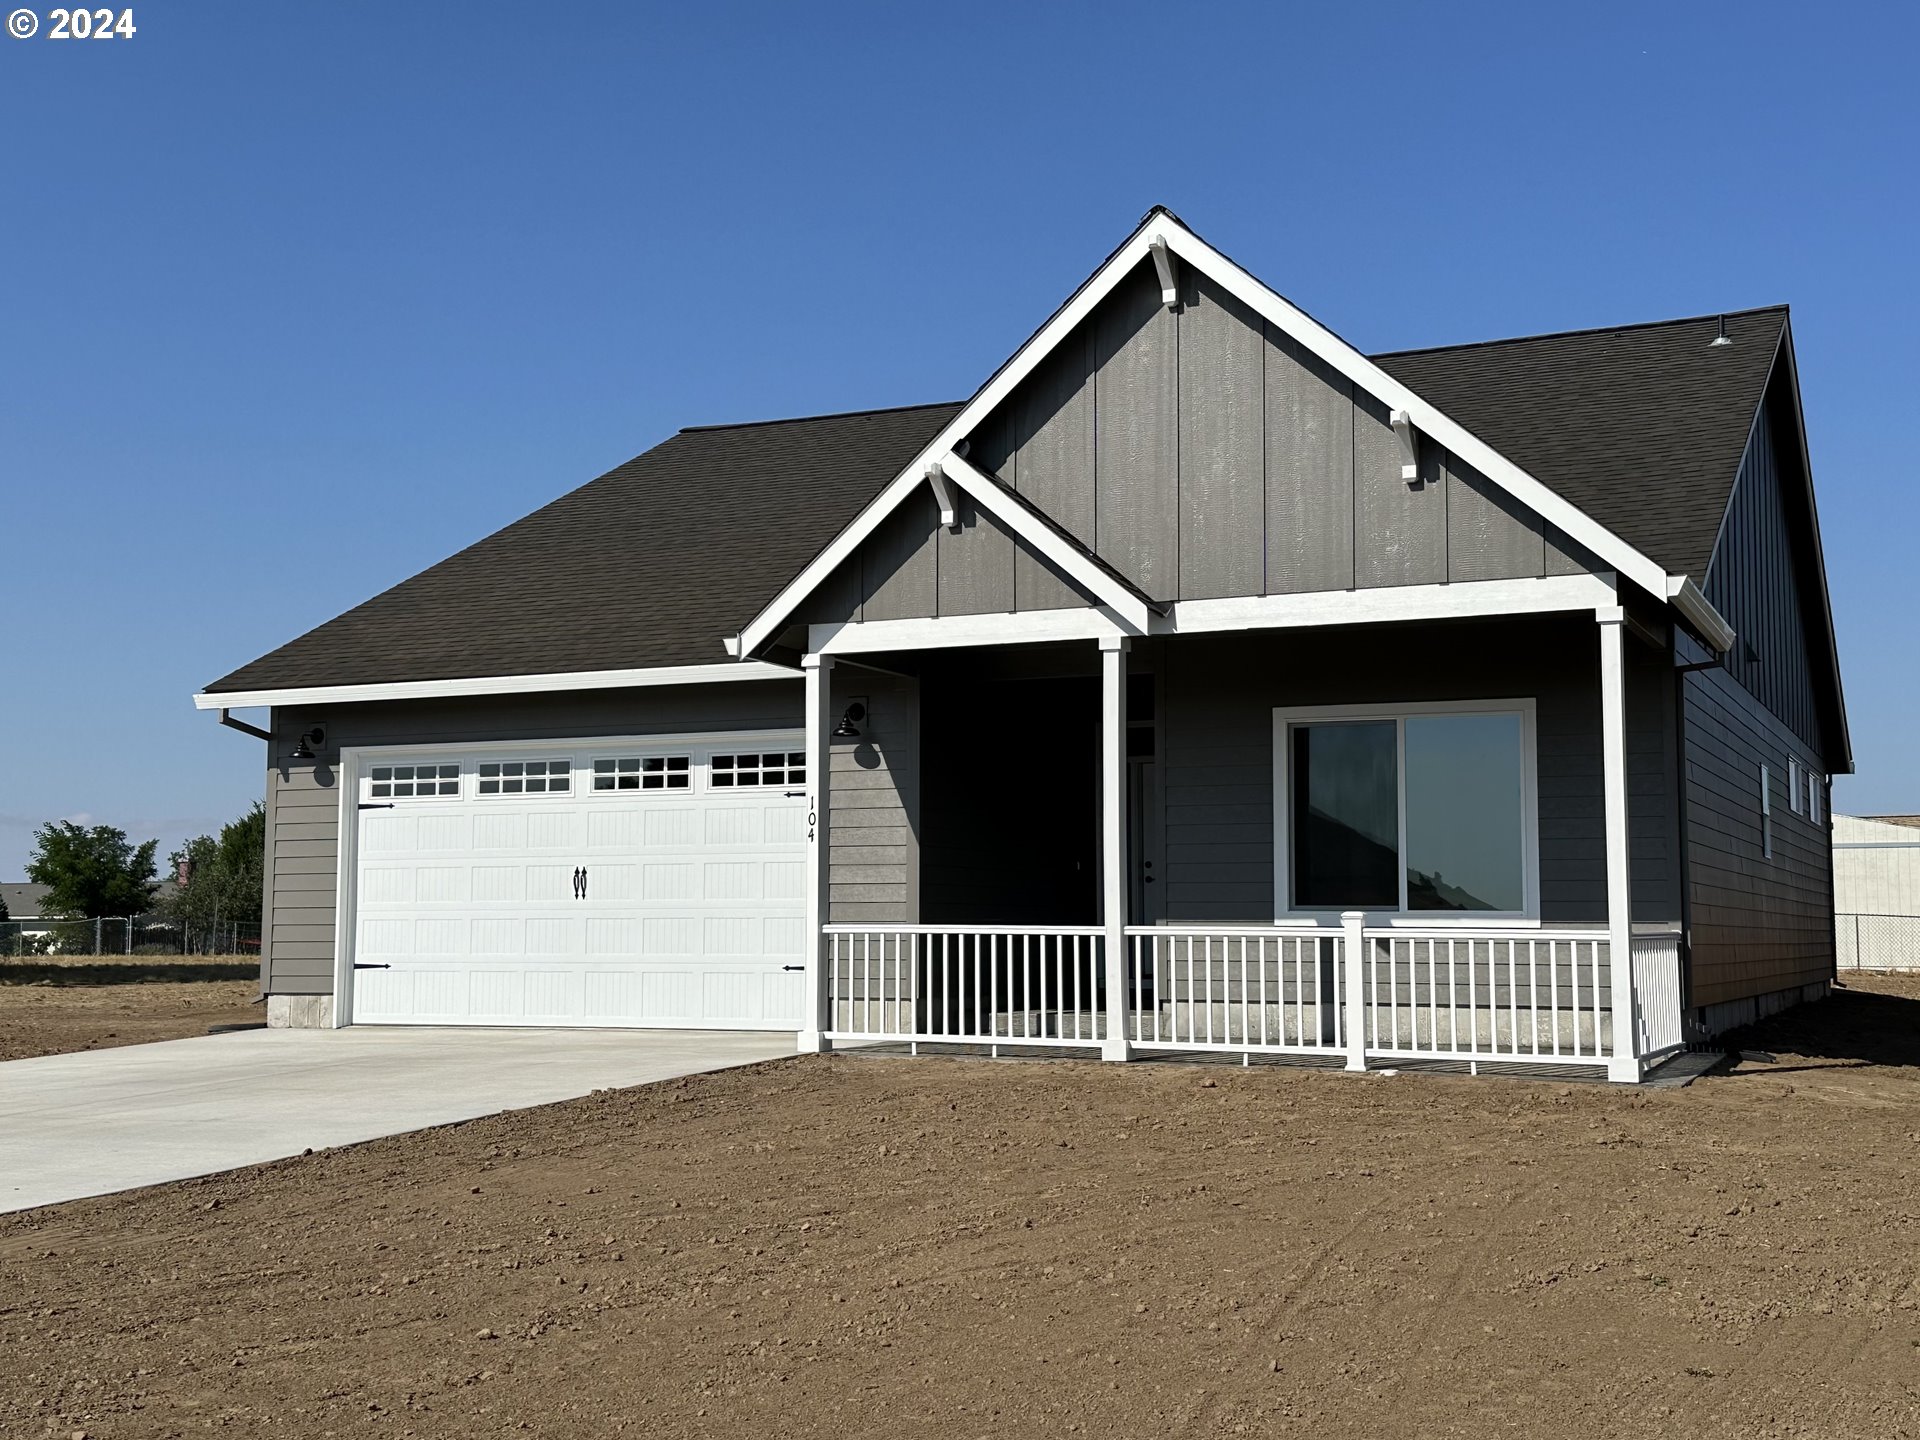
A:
[[572, 866, 586, 900]]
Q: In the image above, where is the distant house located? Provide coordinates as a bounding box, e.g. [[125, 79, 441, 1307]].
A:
[[1, 883, 54, 936], [1834, 816, 1920, 970]]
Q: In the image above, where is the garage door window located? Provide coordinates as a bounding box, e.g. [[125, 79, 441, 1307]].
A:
[[369, 763, 461, 799], [593, 755, 690, 791], [477, 759, 573, 796], [711, 751, 806, 787]]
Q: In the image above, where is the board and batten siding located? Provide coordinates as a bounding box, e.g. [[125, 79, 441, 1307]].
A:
[[259, 679, 918, 997], [1703, 374, 1837, 767], [1151, 616, 1680, 928], [804, 259, 1594, 628]]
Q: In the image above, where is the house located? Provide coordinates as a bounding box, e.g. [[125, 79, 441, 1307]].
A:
[[1, 883, 55, 937], [1833, 815, 1920, 969], [194, 208, 1850, 1082]]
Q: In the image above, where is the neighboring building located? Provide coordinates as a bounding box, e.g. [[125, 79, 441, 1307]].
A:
[[1834, 815, 1920, 970], [0, 883, 54, 937], [194, 208, 1850, 1082]]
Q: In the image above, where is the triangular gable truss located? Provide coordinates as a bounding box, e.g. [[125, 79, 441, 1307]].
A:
[[737, 209, 1698, 658]]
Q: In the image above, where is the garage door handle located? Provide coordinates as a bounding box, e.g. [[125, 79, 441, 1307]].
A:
[[572, 866, 587, 900]]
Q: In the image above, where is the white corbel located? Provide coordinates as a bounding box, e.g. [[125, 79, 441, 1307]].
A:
[[926, 462, 958, 529], [1390, 408, 1421, 483], [1149, 237, 1178, 308]]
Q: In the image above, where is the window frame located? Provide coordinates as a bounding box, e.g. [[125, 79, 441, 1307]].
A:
[[365, 761, 463, 801], [474, 756, 575, 798], [1759, 763, 1774, 859], [587, 752, 693, 794], [1271, 699, 1540, 925]]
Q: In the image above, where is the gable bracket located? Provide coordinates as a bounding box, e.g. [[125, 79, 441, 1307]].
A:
[[1148, 238, 1179, 308], [926, 462, 959, 529], [1390, 409, 1421, 486]]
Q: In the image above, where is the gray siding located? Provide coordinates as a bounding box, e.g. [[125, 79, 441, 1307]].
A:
[[262, 682, 801, 997], [827, 668, 919, 924], [1679, 635, 1835, 1010], [1704, 376, 1835, 766], [806, 256, 1590, 627], [1152, 617, 1678, 927]]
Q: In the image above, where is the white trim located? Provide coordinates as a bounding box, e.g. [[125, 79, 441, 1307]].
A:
[[799, 655, 832, 1053], [1666, 574, 1736, 653], [926, 463, 959, 528], [330, 727, 804, 1027], [1598, 613, 1638, 1080], [808, 573, 1617, 656], [1100, 637, 1130, 1060], [1148, 236, 1178, 307], [810, 607, 1130, 656], [735, 210, 1680, 658], [196, 661, 797, 712], [1164, 572, 1616, 634], [1271, 698, 1541, 924], [939, 450, 1155, 632]]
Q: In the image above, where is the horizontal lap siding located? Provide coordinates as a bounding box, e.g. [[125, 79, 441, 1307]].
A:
[[1157, 618, 1678, 927], [827, 671, 917, 924], [1684, 372, 1839, 1009], [262, 682, 801, 997], [1682, 662, 1834, 1009]]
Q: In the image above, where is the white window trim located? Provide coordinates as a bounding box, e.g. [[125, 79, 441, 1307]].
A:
[[1760, 763, 1774, 860], [587, 751, 694, 794], [332, 727, 804, 1027], [1271, 699, 1541, 925], [474, 756, 576, 799]]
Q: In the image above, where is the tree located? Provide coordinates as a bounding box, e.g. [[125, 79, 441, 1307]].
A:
[[164, 802, 266, 928], [26, 822, 158, 918], [0, 889, 9, 922]]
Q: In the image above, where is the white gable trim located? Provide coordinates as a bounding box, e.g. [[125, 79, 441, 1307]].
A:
[[736, 210, 1677, 657], [194, 660, 799, 711], [939, 451, 1154, 633]]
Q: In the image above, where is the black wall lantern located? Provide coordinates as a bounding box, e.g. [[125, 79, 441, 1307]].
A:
[[289, 725, 327, 760], [831, 702, 866, 739]]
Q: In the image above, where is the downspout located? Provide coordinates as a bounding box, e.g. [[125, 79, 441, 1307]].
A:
[[214, 708, 272, 1005]]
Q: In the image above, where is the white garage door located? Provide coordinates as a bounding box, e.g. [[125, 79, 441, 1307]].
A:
[[346, 734, 810, 1029]]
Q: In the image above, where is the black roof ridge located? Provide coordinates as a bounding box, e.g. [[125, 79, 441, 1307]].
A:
[[677, 399, 965, 435], [1370, 303, 1790, 360]]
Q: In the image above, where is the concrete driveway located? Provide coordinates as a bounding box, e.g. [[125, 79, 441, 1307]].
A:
[[0, 1027, 797, 1214]]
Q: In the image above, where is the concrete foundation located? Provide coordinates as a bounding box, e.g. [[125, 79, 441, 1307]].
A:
[[1690, 979, 1830, 1040], [266, 994, 335, 1029]]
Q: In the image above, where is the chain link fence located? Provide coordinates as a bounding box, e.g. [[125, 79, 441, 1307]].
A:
[[1, 917, 262, 959], [1837, 913, 1920, 971]]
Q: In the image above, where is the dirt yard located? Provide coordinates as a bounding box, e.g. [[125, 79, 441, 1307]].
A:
[[2, 974, 1917, 1440], [0, 957, 260, 1062]]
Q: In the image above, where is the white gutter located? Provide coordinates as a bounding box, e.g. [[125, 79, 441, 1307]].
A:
[[194, 660, 800, 711], [1666, 575, 1737, 654]]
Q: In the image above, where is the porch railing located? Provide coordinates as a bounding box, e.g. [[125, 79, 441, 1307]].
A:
[[822, 919, 1684, 1077], [1355, 929, 1612, 1063], [1125, 927, 1344, 1056], [821, 924, 1107, 1049]]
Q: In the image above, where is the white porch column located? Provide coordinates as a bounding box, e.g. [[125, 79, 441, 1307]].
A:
[[1100, 635, 1131, 1061], [799, 653, 834, 1054], [1598, 609, 1639, 1082]]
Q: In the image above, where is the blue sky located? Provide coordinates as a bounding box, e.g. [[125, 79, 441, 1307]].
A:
[[1, 1, 1914, 879]]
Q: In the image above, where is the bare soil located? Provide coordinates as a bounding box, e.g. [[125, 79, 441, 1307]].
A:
[[0, 957, 260, 1062], [2, 974, 1918, 1440]]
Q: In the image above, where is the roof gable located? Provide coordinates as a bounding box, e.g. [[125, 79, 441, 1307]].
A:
[[737, 209, 1680, 656], [1376, 307, 1786, 578]]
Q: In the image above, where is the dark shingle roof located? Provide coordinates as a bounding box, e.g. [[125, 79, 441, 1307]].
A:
[[1374, 306, 1786, 577], [206, 402, 962, 692], [207, 305, 1788, 695]]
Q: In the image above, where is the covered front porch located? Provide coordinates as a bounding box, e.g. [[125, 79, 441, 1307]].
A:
[[795, 589, 1689, 1083]]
